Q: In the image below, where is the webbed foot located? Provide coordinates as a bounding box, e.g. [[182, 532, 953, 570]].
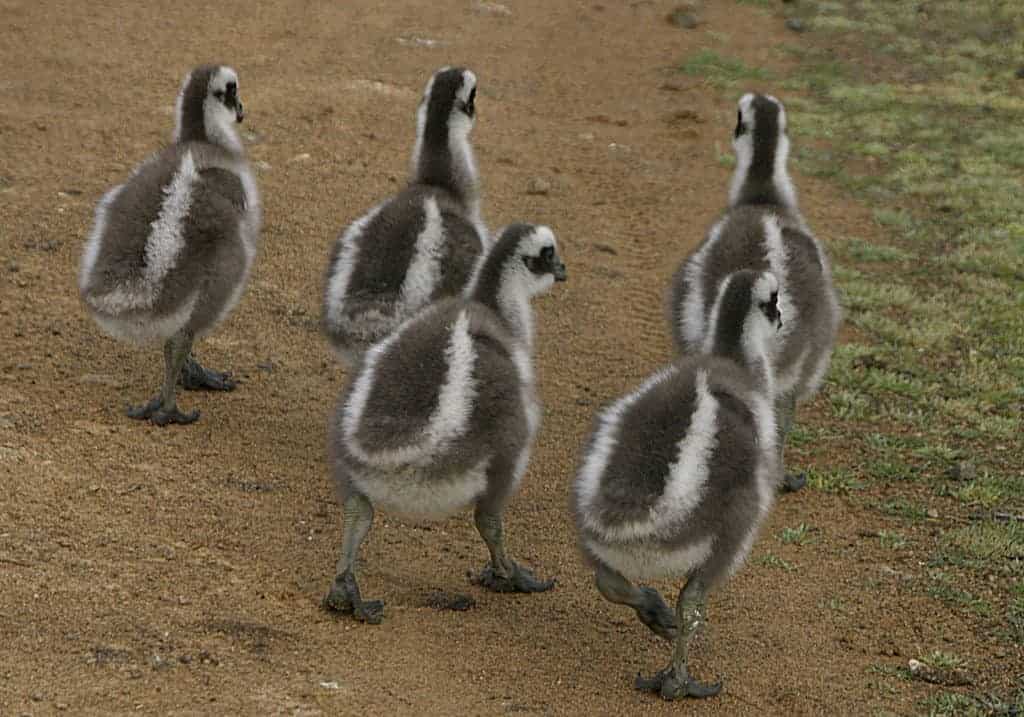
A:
[[471, 562, 555, 594], [635, 666, 722, 700], [180, 357, 236, 391], [322, 571, 383, 624], [126, 397, 200, 426], [635, 587, 677, 640], [781, 472, 807, 493]]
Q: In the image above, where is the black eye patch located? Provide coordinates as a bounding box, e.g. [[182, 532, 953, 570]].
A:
[[734, 109, 746, 139], [759, 290, 780, 321], [462, 86, 476, 117], [523, 246, 555, 275], [214, 82, 238, 106]]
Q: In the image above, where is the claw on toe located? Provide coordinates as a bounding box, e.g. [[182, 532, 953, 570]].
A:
[[180, 359, 237, 392], [781, 472, 807, 493], [636, 668, 722, 700], [322, 577, 384, 624], [471, 563, 555, 594], [635, 668, 722, 700], [125, 398, 199, 426]]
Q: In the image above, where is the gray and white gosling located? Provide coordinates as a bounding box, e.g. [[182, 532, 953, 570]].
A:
[[79, 64, 260, 425], [575, 270, 783, 700], [666, 93, 840, 491], [323, 223, 566, 623], [321, 66, 489, 367]]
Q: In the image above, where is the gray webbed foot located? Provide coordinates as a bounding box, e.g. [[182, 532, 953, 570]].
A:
[[180, 357, 237, 391], [635, 586, 677, 640], [126, 397, 200, 426], [471, 562, 555, 594], [322, 570, 383, 624], [781, 472, 807, 492], [635, 666, 722, 700]]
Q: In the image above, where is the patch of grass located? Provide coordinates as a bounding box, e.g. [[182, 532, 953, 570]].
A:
[[878, 531, 907, 550], [833, 237, 914, 264], [778, 523, 815, 546], [877, 498, 929, 523], [679, 49, 772, 88], [806, 466, 866, 494], [827, 388, 872, 421], [867, 663, 911, 681], [926, 571, 993, 618], [768, 0, 1024, 518], [754, 553, 796, 571], [938, 521, 1024, 575], [955, 474, 1024, 511], [923, 650, 965, 671], [866, 459, 918, 483], [822, 597, 846, 613], [920, 689, 1024, 717], [1008, 581, 1024, 644]]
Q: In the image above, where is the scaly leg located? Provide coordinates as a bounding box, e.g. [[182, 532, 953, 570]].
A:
[[776, 392, 806, 492], [323, 492, 383, 624], [594, 562, 676, 641], [180, 353, 236, 391], [635, 576, 722, 700], [126, 331, 200, 426], [470, 506, 554, 593]]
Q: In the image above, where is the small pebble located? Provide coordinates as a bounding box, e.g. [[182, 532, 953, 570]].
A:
[[667, 9, 699, 29], [785, 18, 807, 32], [946, 460, 976, 481], [926, 508, 939, 519], [7, 261, 19, 273], [472, 1, 511, 16], [525, 177, 551, 196]]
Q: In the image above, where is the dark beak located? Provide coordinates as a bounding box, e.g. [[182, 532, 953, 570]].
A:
[[235, 100, 245, 123], [553, 261, 567, 282]]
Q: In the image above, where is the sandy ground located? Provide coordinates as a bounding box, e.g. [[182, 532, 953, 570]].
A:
[[1, 1, 1018, 714]]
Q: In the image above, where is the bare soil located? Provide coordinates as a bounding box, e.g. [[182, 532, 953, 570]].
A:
[[1, 1, 1018, 714]]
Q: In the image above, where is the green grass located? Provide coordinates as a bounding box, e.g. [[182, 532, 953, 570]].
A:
[[754, 553, 796, 571], [806, 466, 866, 494], [877, 498, 929, 523], [679, 49, 772, 88], [923, 650, 966, 671], [778, 523, 816, 546], [745, 0, 1024, 651], [937, 521, 1024, 576], [926, 571, 993, 618], [1008, 581, 1024, 644], [683, 1, 1024, 666], [877, 530, 908, 550], [920, 689, 1024, 717], [955, 474, 1024, 511]]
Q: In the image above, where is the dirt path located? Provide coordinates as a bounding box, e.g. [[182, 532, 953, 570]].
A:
[[1, 1, 1011, 714]]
